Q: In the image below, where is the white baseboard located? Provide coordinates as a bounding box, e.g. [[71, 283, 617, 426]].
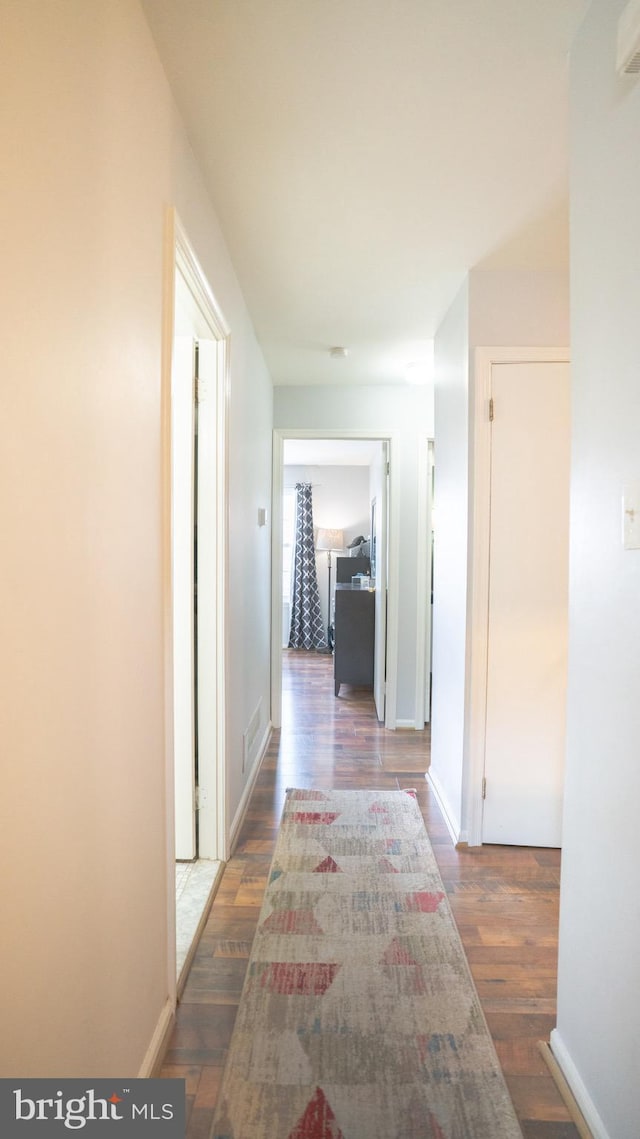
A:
[[138, 997, 175, 1078], [426, 768, 465, 845], [395, 718, 417, 729], [550, 1029, 611, 1139], [228, 722, 272, 854]]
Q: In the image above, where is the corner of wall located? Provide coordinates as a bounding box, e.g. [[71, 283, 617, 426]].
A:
[[426, 769, 463, 845], [549, 1030, 612, 1139]]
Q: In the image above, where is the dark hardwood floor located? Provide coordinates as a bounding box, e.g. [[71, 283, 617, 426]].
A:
[[161, 649, 577, 1139]]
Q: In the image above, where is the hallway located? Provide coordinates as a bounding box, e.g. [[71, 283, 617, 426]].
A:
[[161, 650, 577, 1139]]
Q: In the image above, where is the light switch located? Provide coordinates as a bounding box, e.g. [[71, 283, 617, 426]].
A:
[[622, 484, 640, 549], [258, 507, 268, 527]]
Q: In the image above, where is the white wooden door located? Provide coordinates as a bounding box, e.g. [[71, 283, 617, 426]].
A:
[[482, 360, 570, 846], [172, 336, 197, 860], [373, 443, 388, 722]]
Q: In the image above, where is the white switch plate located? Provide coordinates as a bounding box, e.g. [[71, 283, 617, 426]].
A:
[[622, 484, 640, 549], [258, 507, 268, 527]]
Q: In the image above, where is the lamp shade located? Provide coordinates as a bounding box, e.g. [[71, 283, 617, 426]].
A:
[[316, 527, 344, 552]]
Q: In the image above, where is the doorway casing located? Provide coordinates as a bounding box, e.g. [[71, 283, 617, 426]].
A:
[[271, 428, 401, 730], [466, 346, 570, 847], [162, 208, 229, 996], [416, 437, 434, 728]]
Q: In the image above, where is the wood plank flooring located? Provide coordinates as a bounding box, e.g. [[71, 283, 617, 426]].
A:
[[161, 649, 578, 1139]]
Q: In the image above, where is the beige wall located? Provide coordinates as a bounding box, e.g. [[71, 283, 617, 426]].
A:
[[0, 0, 272, 1076], [469, 269, 570, 346]]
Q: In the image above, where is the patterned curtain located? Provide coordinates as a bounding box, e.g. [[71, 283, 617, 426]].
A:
[[288, 483, 327, 651]]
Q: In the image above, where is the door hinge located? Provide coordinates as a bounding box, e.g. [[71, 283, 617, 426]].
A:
[[481, 776, 487, 800], [196, 786, 208, 811], [386, 460, 390, 475], [194, 376, 209, 404], [489, 398, 494, 422]]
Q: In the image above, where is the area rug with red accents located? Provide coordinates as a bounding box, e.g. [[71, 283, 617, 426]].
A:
[[210, 788, 522, 1139]]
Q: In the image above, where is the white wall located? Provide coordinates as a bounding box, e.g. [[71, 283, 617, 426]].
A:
[[0, 0, 272, 1077], [553, 4, 640, 1136], [284, 464, 371, 634], [430, 281, 470, 836], [274, 385, 433, 724], [431, 269, 569, 838]]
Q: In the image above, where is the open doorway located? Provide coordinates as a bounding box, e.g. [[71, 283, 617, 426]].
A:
[[272, 431, 399, 730], [167, 215, 228, 989]]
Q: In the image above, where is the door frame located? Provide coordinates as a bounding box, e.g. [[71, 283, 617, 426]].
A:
[[162, 209, 230, 990], [170, 333, 198, 861], [415, 437, 434, 727], [369, 440, 388, 723], [466, 346, 570, 847], [271, 428, 400, 730]]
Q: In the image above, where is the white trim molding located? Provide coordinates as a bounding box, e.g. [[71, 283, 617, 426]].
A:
[[161, 208, 231, 1013], [164, 209, 230, 866], [271, 433, 285, 730], [466, 347, 570, 846], [138, 998, 175, 1078], [414, 437, 434, 727], [427, 768, 464, 846], [549, 1030, 612, 1139], [174, 214, 231, 340], [228, 722, 272, 855], [271, 428, 401, 731]]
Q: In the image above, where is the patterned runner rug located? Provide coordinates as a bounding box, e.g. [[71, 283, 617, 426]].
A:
[[211, 788, 523, 1139]]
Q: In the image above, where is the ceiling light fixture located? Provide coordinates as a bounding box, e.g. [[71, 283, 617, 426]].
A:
[[329, 346, 349, 359]]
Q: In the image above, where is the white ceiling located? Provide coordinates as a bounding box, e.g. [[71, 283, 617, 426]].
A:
[[142, 0, 587, 386]]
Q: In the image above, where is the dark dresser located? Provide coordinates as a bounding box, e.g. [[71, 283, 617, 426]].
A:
[[333, 583, 375, 695]]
